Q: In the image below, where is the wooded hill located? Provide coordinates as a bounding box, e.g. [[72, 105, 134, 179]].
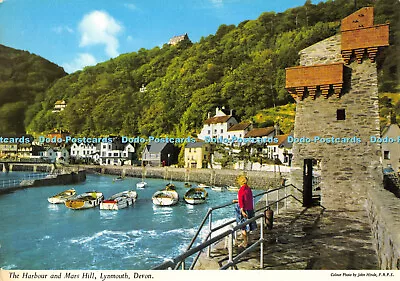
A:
[[0, 45, 66, 134], [4, 0, 399, 137]]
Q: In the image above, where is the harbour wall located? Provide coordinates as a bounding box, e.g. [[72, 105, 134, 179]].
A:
[[20, 170, 87, 188], [83, 165, 284, 190], [366, 186, 400, 269], [0, 169, 86, 195]]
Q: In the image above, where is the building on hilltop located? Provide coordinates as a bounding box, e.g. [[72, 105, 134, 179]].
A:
[[168, 33, 190, 46], [52, 100, 67, 113]]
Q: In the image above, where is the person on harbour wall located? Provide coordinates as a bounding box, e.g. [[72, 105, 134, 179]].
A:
[[233, 175, 256, 248]]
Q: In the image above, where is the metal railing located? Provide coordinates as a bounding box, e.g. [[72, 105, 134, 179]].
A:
[[153, 184, 302, 270]]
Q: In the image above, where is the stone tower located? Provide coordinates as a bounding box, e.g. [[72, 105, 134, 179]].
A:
[[286, 7, 389, 210]]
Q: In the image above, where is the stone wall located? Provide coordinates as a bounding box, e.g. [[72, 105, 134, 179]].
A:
[[20, 170, 86, 188], [366, 186, 400, 269], [84, 165, 282, 190], [290, 34, 383, 210]]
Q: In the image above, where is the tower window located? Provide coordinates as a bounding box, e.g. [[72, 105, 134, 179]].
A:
[[384, 151, 390, 160], [337, 109, 346, 120]]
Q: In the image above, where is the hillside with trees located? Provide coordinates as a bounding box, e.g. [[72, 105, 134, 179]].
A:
[[0, 45, 66, 134], [22, 0, 399, 137]]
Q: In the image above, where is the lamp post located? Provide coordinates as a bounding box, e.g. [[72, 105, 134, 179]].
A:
[[167, 154, 170, 166]]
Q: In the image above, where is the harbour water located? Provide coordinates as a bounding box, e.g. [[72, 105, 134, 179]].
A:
[[0, 172, 253, 270]]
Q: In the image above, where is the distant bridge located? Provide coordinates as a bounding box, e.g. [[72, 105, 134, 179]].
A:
[[0, 161, 54, 172]]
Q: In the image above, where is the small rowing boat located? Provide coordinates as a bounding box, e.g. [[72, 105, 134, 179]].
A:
[[65, 191, 104, 210], [184, 187, 207, 205], [100, 190, 138, 210], [48, 188, 76, 204], [152, 184, 179, 206]]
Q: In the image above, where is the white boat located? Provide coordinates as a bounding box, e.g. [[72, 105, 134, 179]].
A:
[[48, 188, 76, 204], [152, 184, 179, 206], [226, 185, 240, 192], [136, 181, 148, 189], [65, 191, 104, 210], [197, 183, 211, 188], [100, 190, 138, 210], [136, 167, 147, 188], [184, 187, 207, 205], [211, 186, 225, 192]]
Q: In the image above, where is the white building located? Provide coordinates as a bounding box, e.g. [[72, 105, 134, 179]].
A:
[[197, 107, 238, 141], [40, 147, 69, 163], [264, 134, 293, 166], [99, 143, 135, 166], [70, 139, 135, 165], [70, 143, 99, 163], [226, 123, 252, 145], [52, 100, 66, 113]]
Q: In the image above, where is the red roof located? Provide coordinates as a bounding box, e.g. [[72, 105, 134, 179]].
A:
[[270, 135, 290, 146], [245, 127, 275, 138], [204, 115, 232, 125], [228, 123, 251, 132]]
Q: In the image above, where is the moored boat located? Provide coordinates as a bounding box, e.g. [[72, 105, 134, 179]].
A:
[[47, 188, 76, 204], [184, 187, 207, 205], [211, 185, 225, 192], [113, 176, 125, 182], [226, 185, 240, 192], [184, 182, 192, 188], [136, 181, 148, 189], [197, 183, 211, 188], [100, 190, 138, 210], [152, 184, 179, 206], [65, 191, 104, 210]]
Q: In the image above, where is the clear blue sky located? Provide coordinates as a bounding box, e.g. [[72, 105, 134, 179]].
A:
[[0, 0, 323, 73]]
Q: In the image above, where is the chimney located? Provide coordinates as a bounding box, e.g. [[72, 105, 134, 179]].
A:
[[207, 112, 211, 119], [216, 107, 219, 115], [274, 123, 280, 136], [230, 109, 233, 116]]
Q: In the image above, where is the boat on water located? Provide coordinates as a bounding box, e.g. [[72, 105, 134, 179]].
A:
[[100, 190, 138, 210], [65, 191, 104, 210], [152, 184, 179, 206], [226, 185, 240, 192], [211, 185, 225, 192], [47, 188, 76, 204], [184, 182, 192, 188], [113, 176, 125, 182], [136, 167, 148, 188], [136, 181, 148, 189], [197, 183, 211, 188], [184, 187, 207, 205]]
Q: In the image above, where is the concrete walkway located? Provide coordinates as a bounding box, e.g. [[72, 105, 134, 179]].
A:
[[194, 205, 378, 270]]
